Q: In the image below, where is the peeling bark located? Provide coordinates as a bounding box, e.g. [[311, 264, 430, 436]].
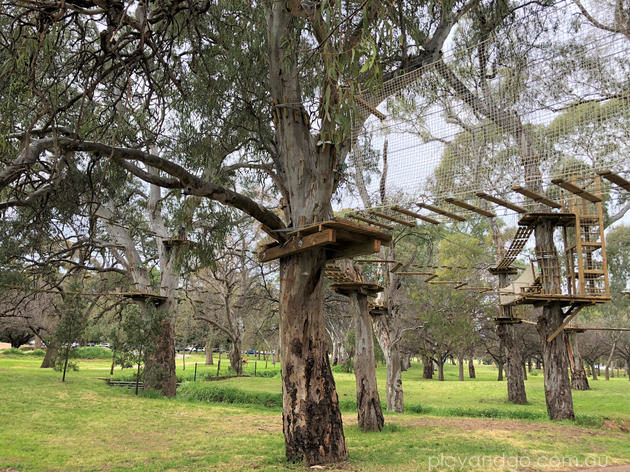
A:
[[280, 251, 346, 464], [372, 314, 403, 412], [566, 332, 589, 390], [537, 306, 575, 420], [535, 220, 575, 421], [497, 324, 527, 403], [144, 319, 177, 397], [351, 293, 384, 432]]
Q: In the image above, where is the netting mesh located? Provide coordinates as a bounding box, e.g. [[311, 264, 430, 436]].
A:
[[349, 2, 630, 219]]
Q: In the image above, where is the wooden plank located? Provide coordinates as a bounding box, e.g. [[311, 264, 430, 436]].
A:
[[396, 271, 435, 276], [328, 238, 381, 260], [354, 95, 386, 120], [566, 327, 630, 332], [416, 203, 466, 222], [348, 214, 394, 230], [390, 262, 403, 273], [428, 280, 463, 285], [368, 210, 415, 227], [547, 305, 585, 343], [598, 170, 630, 192], [390, 205, 439, 225], [444, 198, 496, 217], [324, 219, 393, 241], [454, 282, 468, 289], [551, 178, 601, 203], [354, 259, 398, 263], [476, 192, 527, 214], [424, 274, 437, 282], [258, 229, 336, 262], [512, 186, 561, 208]]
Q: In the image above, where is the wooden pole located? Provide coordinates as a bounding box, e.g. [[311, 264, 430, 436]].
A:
[[194, 362, 198, 382]]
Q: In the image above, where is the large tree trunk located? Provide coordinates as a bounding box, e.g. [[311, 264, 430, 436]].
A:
[[372, 315, 403, 412], [229, 340, 243, 376], [605, 341, 616, 381], [351, 293, 384, 432], [279, 252, 346, 465], [497, 361, 504, 381], [205, 338, 214, 365], [535, 219, 575, 421], [536, 305, 575, 421], [496, 324, 527, 404], [423, 354, 433, 379], [458, 356, 465, 381], [468, 357, 476, 379], [40, 344, 57, 368], [401, 353, 411, 372], [437, 359, 445, 381], [144, 319, 177, 398], [591, 361, 598, 380], [566, 332, 589, 390]]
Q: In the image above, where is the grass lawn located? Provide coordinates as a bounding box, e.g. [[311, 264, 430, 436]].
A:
[[1, 352, 629, 471]]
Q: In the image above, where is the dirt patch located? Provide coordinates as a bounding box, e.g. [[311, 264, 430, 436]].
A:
[[602, 419, 630, 433], [382, 415, 629, 441]]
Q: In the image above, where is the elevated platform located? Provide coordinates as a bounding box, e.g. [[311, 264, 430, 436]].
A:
[[492, 212, 577, 272], [325, 266, 358, 284], [121, 292, 168, 306], [163, 237, 190, 249], [329, 282, 383, 297], [494, 317, 524, 325], [518, 212, 576, 227], [369, 301, 388, 316], [504, 293, 609, 308], [258, 219, 391, 263]]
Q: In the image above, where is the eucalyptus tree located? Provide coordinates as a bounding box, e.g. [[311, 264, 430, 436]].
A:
[[0, 0, 487, 464]]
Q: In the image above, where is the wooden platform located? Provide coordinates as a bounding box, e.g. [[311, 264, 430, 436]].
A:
[[504, 293, 609, 307], [494, 317, 524, 325], [329, 282, 383, 297], [518, 212, 576, 227], [368, 301, 388, 316], [258, 219, 391, 263], [121, 292, 168, 306], [163, 237, 190, 249]]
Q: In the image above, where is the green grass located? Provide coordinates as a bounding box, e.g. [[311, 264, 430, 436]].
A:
[[1, 355, 629, 471], [214, 360, 630, 424]]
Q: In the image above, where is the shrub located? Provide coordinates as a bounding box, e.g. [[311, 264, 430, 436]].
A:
[[29, 349, 46, 357], [1, 348, 25, 356], [74, 347, 112, 359], [332, 359, 353, 373], [177, 383, 282, 409]]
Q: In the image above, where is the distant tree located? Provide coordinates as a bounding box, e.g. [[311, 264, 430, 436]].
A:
[[53, 286, 89, 382], [0, 317, 33, 348]]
